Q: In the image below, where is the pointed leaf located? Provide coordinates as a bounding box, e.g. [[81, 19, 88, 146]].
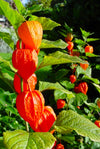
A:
[[54, 110, 100, 142], [92, 83, 100, 93], [0, 32, 14, 49], [80, 28, 93, 38], [3, 130, 56, 149], [83, 76, 100, 84], [87, 38, 100, 42], [13, 0, 25, 14], [74, 38, 86, 46], [40, 39, 67, 49], [76, 66, 92, 78], [39, 81, 74, 99], [0, 53, 16, 72], [27, 4, 43, 14], [0, 91, 16, 107], [73, 93, 88, 106], [56, 134, 75, 144], [0, 0, 25, 30], [86, 52, 99, 57], [29, 15, 60, 30], [37, 51, 87, 70], [84, 101, 99, 111]]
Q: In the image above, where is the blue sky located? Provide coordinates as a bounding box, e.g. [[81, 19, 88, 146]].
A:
[[21, 0, 28, 5]]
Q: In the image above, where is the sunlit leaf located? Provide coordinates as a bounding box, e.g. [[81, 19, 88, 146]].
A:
[[29, 15, 60, 30], [3, 130, 56, 149], [0, 32, 14, 49], [74, 38, 86, 45], [86, 52, 99, 57], [40, 39, 67, 49], [76, 66, 92, 78], [54, 110, 100, 142], [39, 81, 74, 99], [37, 51, 87, 70], [87, 38, 100, 42], [13, 0, 25, 14], [80, 28, 93, 38], [27, 4, 43, 14], [0, 0, 25, 30]]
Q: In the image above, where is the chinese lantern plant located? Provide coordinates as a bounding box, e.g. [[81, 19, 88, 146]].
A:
[[1, 1, 100, 149]]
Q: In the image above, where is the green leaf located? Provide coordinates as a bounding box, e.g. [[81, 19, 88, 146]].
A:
[[13, 0, 25, 14], [82, 76, 100, 84], [0, 0, 25, 30], [60, 80, 74, 90], [0, 26, 18, 44], [73, 93, 88, 106], [77, 45, 85, 53], [56, 134, 75, 144], [55, 69, 69, 81], [0, 68, 14, 81], [0, 90, 16, 107], [0, 53, 16, 72], [0, 7, 4, 15], [54, 90, 67, 100], [80, 28, 93, 38], [0, 68, 15, 92], [36, 65, 54, 82], [76, 66, 92, 78], [3, 130, 56, 149], [87, 38, 100, 42], [96, 64, 100, 70], [27, 4, 43, 14], [39, 81, 74, 99], [64, 23, 73, 33], [29, 15, 60, 30], [54, 110, 100, 142], [91, 141, 100, 149], [40, 39, 67, 49], [74, 38, 86, 46], [0, 53, 15, 91], [5, 106, 18, 116], [84, 101, 99, 111], [0, 137, 5, 149], [37, 51, 87, 70], [0, 32, 14, 49], [92, 83, 100, 93], [86, 52, 99, 57]]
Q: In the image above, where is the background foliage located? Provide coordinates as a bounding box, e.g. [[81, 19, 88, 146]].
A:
[[0, 0, 100, 149]]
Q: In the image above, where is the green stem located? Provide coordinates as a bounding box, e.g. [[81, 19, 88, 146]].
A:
[[25, 122, 29, 132], [20, 76, 29, 132]]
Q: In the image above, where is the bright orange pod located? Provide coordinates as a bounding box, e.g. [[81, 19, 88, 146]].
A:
[[85, 45, 93, 54], [16, 90, 45, 128], [95, 120, 100, 128], [29, 106, 56, 132], [80, 61, 89, 70], [56, 143, 64, 149], [16, 40, 40, 55], [18, 21, 43, 50], [12, 49, 38, 80], [57, 99, 66, 109], [67, 41, 74, 51], [65, 33, 73, 42], [78, 82, 88, 95], [13, 73, 37, 93], [97, 98, 100, 108]]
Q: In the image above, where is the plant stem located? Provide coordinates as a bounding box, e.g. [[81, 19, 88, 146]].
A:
[[25, 122, 29, 132]]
